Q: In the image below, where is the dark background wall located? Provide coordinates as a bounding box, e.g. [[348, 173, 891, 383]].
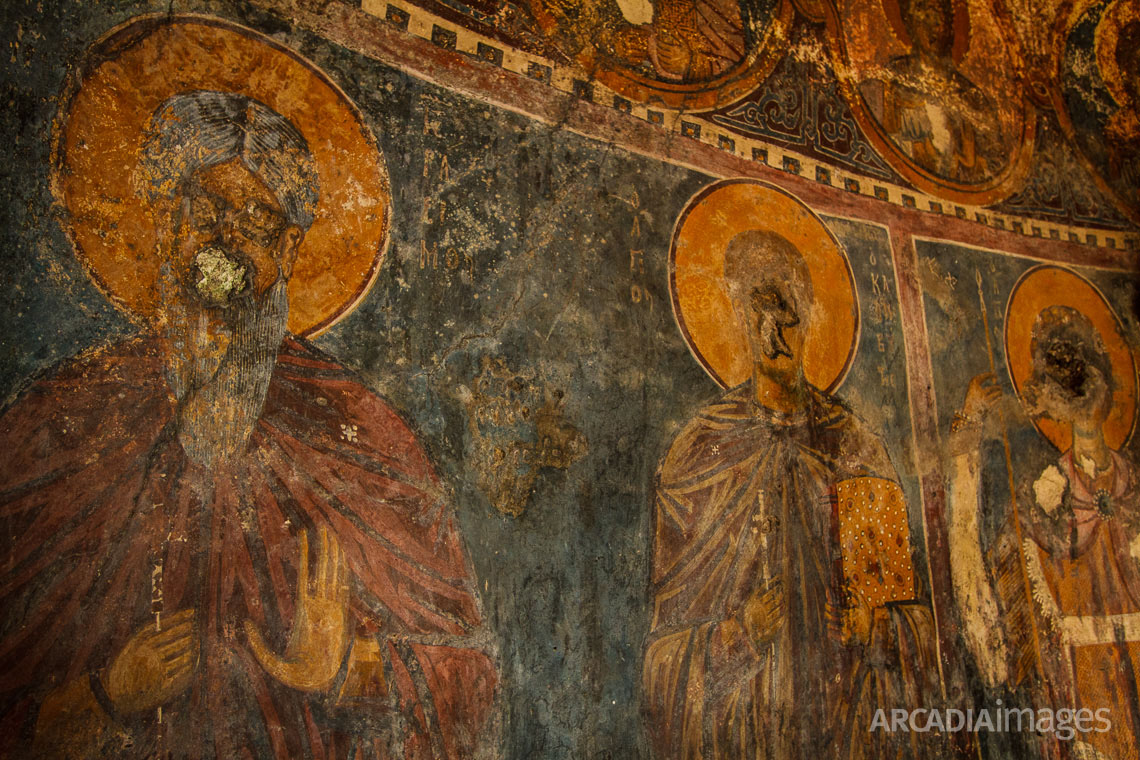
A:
[[0, 2, 937, 757]]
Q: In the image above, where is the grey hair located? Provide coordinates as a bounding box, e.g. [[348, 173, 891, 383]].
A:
[[137, 90, 319, 230]]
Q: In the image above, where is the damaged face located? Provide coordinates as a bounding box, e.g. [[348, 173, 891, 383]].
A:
[[724, 230, 813, 381], [171, 159, 303, 320], [744, 274, 807, 363], [192, 246, 248, 307], [1023, 306, 1114, 430], [899, 0, 954, 58]]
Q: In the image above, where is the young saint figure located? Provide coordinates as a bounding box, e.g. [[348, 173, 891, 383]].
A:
[[950, 296, 1140, 760], [644, 227, 945, 759]]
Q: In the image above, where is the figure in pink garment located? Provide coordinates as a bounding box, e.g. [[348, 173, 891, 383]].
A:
[[950, 305, 1140, 759]]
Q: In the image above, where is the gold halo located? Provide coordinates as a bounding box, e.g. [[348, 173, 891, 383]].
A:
[[1004, 265, 1137, 452], [522, 0, 795, 112], [52, 14, 391, 337], [668, 180, 859, 391], [1095, 0, 1139, 108]]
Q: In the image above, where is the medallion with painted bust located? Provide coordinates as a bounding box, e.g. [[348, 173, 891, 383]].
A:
[[826, 0, 1035, 205], [523, 0, 794, 110]]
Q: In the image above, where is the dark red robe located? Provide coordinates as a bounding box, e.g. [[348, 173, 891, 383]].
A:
[[0, 335, 497, 759]]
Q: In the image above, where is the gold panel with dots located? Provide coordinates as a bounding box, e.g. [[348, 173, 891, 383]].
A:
[[833, 477, 916, 609]]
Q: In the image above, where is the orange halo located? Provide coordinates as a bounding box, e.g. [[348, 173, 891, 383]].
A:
[[669, 180, 859, 391], [1004, 265, 1138, 452], [52, 14, 391, 337]]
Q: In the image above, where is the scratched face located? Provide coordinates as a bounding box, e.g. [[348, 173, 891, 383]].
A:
[[727, 248, 813, 381], [1023, 318, 1114, 432], [746, 273, 808, 362], [157, 159, 300, 452], [169, 159, 303, 325]]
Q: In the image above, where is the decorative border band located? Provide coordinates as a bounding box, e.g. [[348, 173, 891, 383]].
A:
[[349, 0, 1136, 250]]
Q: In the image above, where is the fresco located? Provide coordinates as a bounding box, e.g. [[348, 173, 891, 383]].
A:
[[645, 181, 950, 758], [825, 0, 1034, 204], [0, 0, 1137, 758], [519, 0, 794, 109], [921, 245, 1140, 759], [1, 16, 497, 758], [1055, 0, 1140, 224], [711, 48, 900, 182]]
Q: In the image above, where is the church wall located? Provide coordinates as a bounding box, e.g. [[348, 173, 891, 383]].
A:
[[1, 0, 1138, 757]]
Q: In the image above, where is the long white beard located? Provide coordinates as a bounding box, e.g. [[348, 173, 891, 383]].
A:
[[163, 275, 290, 468]]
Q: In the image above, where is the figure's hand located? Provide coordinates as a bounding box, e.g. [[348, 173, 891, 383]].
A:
[[962, 372, 1002, 424], [826, 596, 872, 646], [103, 609, 199, 714], [245, 527, 350, 692], [741, 579, 784, 647], [950, 372, 1002, 452]]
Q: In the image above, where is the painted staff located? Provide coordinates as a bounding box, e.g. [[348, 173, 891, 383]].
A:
[[151, 556, 165, 741], [975, 268, 1043, 681]]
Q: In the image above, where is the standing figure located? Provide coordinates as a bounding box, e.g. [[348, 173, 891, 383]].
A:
[[949, 278, 1140, 759], [643, 226, 943, 759], [0, 20, 497, 760]]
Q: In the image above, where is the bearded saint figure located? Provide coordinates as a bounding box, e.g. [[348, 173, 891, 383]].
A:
[[0, 90, 496, 759], [643, 230, 945, 759], [950, 304, 1140, 760]]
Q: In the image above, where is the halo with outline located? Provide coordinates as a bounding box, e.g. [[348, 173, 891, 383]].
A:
[[1004, 265, 1137, 452], [1095, 0, 1139, 108], [668, 179, 859, 391], [52, 14, 391, 337], [523, 0, 795, 112], [824, 0, 1036, 206]]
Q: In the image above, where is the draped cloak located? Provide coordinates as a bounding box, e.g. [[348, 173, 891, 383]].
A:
[[1012, 450, 1140, 759], [0, 335, 497, 759], [643, 383, 942, 760]]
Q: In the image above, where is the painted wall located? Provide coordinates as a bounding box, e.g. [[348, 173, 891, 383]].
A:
[[1, 0, 1137, 758]]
